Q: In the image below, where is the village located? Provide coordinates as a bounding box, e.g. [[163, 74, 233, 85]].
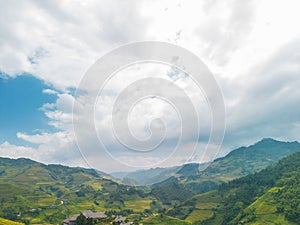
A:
[[63, 210, 133, 225]]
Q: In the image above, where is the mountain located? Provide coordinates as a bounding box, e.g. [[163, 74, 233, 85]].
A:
[[0, 157, 151, 224], [151, 138, 300, 202], [1, 138, 299, 224], [202, 138, 300, 177], [111, 165, 181, 185], [113, 138, 300, 187], [167, 150, 300, 224]]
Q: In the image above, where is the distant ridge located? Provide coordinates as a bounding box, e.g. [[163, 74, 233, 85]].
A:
[[150, 138, 300, 203], [0, 157, 113, 179], [112, 138, 300, 187]]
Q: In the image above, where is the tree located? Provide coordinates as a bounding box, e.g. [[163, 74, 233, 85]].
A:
[[86, 217, 94, 225], [75, 213, 86, 225]]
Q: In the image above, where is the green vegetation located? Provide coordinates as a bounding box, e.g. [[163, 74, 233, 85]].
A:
[[0, 139, 299, 225], [151, 179, 194, 204], [0, 158, 152, 224], [166, 190, 221, 223], [0, 217, 24, 225], [217, 150, 300, 224], [141, 214, 190, 225], [151, 138, 300, 203], [170, 150, 300, 225]]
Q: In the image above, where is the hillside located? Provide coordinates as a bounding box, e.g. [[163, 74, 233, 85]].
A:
[[203, 138, 300, 177], [0, 139, 299, 224], [0, 158, 152, 224], [167, 150, 300, 224], [151, 138, 300, 203]]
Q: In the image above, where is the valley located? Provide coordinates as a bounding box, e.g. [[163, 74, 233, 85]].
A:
[[0, 139, 299, 224]]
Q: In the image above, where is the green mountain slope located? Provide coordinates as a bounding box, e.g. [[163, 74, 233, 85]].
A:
[[203, 138, 300, 177], [1, 139, 299, 224], [168, 150, 300, 225], [151, 138, 300, 203], [0, 158, 152, 224]]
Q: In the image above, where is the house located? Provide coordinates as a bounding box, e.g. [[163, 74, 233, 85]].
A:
[[63, 214, 79, 225], [114, 215, 126, 223], [63, 210, 107, 225], [113, 215, 134, 225]]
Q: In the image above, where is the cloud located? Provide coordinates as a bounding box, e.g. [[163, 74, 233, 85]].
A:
[[0, 141, 36, 159], [15, 131, 85, 166], [40, 93, 74, 130], [0, 0, 150, 90], [1, 0, 300, 172], [70, 62, 215, 171], [195, 0, 257, 65], [8, 62, 215, 172], [42, 89, 59, 95], [223, 38, 300, 148]]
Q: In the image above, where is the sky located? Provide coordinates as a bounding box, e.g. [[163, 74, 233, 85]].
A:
[[0, 0, 300, 172]]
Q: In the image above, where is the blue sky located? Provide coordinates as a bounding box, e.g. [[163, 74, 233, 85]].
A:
[[0, 0, 300, 172], [0, 75, 58, 146]]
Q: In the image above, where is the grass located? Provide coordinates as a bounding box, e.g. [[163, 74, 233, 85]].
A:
[[142, 214, 190, 225], [248, 187, 278, 215], [84, 180, 103, 190], [0, 218, 24, 225], [195, 202, 218, 209], [243, 187, 298, 225], [193, 190, 222, 203], [124, 199, 152, 212], [182, 191, 221, 223], [186, 209, 214, 223], [66, 202, 100, 212], [250, 214, 297, 225], [36, 197, 57, 206]]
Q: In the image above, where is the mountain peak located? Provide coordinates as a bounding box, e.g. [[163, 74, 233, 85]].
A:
[[254, 138, 300, 147], [260, 137, 278, 142]]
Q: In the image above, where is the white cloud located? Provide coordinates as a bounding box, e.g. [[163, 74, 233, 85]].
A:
[[42, 89, 59, 95], [41, 93, 74, 130], [0, 141, 36, 159], [15, 131, 86, 166], [223, 38, 300, 147], [0, 0, 150, 90]]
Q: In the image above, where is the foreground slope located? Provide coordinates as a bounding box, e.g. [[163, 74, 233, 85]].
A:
[[169, 150, 300, 224]]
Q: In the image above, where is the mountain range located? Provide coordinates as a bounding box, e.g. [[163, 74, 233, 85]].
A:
[[112, 138, 300, 187], [0, 138, 299, 224], [150, 138, 300, 204]]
